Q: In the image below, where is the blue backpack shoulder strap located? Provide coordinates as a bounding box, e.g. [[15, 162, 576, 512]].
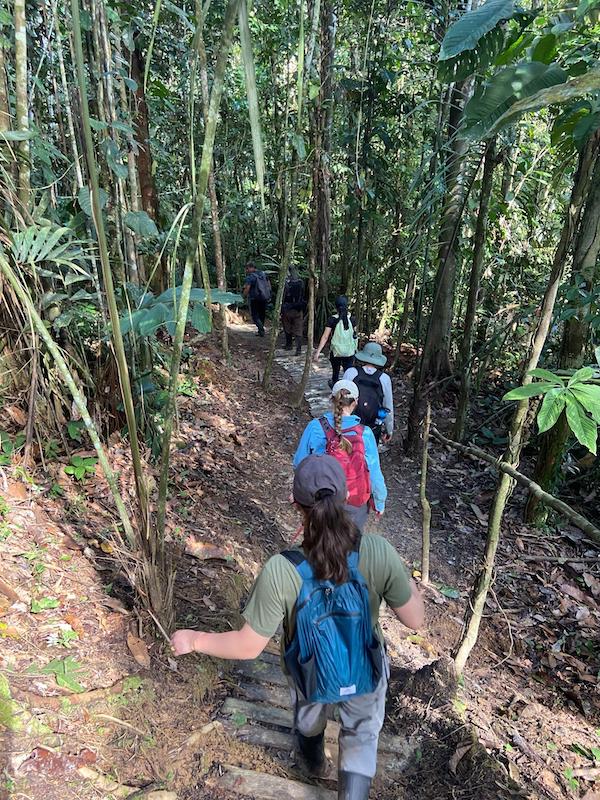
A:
[[347, 534, 362, 571], [282, 549, 314, 581]]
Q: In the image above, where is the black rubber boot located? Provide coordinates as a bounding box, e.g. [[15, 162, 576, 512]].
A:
[[295, 336, 302, 356], [284, 333, 293, 350], [338, 771, 371, 799], [297, 732, 326, 776]]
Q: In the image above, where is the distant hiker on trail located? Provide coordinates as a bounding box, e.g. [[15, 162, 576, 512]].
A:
[[281, 268, 306, 355], [243, 261, 271, 337], [343, 342, 393, 445], [293, 380, 386, 530], [171, 453, 424, 800], [313, 296, 357, 387]]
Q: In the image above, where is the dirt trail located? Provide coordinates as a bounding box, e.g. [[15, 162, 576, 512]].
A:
[[1, 324, 598, 800]]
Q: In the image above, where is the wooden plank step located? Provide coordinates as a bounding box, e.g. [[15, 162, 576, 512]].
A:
[[220, 698, 413, 757], [215, 764, 336, 800], [232, 659, 288, 687], [225, 723, 413, 776], [237, 679, 291, 708]]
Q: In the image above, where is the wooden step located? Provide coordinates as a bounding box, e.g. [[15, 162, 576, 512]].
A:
[[214, 764, 336, 800], [233, 659, 288, 687], [225, 722, 413, 777], [220, 697, 414, 757], [237, 679, 291, 708]]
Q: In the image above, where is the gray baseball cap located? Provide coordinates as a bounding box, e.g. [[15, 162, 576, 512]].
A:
[[293, 454, 347, 508]]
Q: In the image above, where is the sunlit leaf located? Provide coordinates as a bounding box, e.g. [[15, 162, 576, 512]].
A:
[[565, 394, 597, 454], [537, 388, 567, 433]]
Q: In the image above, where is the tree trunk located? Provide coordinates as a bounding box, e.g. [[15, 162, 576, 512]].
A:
[[453, 132, 600, 675], [313, 0, 335, 304], [196, 0, 229, 360], [453, 138, 498, 441], [420, 80, 473, 380], [14, 0, 30, 209], [526, 150, 600, 521], [420, 404, 432, 585]]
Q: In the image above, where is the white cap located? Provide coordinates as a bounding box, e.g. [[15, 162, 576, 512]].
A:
[[331, 379, 359, 400]]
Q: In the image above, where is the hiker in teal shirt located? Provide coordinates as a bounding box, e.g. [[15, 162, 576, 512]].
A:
[[293, 380, 387, 530]]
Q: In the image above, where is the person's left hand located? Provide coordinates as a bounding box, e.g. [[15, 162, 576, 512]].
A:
[[382, 432, 392, 444], [170, 629, 201, 656]]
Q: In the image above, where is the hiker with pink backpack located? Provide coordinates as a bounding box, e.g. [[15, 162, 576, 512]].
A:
[[293, 380, 386, 531]]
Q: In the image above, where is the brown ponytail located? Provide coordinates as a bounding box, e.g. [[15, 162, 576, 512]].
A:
[[302, 492, 359, 583], [332, 389, 355, 454]]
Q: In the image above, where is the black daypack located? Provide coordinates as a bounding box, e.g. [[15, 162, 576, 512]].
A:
[[255, 271, 272, 302], [283, 278, 305, 311], [353, 366, 384, 428]]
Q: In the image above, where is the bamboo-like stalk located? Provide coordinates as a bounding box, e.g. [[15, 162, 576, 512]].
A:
[[420, 404, 432, 585], [263, 0, 306, 390], [14, 0, 30, 208], [196, 0, 229, 360], [156, 0, 241, 536], [0, 255, 136, 545], [238, 0, 265, 206], [70, 0, 149, 534]]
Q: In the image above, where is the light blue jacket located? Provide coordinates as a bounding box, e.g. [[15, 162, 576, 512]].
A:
[[293, 412, 387, 513]]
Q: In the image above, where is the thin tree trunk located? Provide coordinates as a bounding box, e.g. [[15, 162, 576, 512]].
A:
[[420, 403, 432, 585], [526, 151, 600, 521], [14, 0, 30, 209], [421, 80, 473, 380], [454, 139, 498, 441], [453, 133, 600, 675], [53, 5, 84, 189], [157, 0, 240, 539], [196, 0, 229, 359]]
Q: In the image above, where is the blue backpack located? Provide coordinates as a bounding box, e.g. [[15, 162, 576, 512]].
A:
[[282, 545, 383, 704]]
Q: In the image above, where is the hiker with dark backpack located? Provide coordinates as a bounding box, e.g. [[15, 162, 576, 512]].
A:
[[313, 296, 357, 387], [343, 342, 393, 444], [170, 453, 424, 800], [243, 261, 271, 337], [293, 380, 386, 530], [281, 268, 306, 355]]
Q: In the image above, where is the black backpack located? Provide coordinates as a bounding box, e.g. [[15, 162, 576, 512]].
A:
[[255, 271, 271, 302], [283, 278, 305, 311], [353, 366, 384, 428]]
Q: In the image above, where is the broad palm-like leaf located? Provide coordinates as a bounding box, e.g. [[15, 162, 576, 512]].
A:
[[8, 225, 93, 277], [463, 61, 568, 139], [440, 0, 517, 60], [438, 0, 533, 82]]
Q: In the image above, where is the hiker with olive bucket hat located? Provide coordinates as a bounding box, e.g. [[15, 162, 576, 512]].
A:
[[343, 342, 393, 445], [170, 454, 424, 800]]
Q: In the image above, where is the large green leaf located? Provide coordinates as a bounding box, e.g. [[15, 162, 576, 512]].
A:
[[479, 66, 600, 140], [570, 385, 600, 423], [123, 211, 159, 238], [189, 303, 211, 333], [440, 0, 517, 60], [537, 388, 567, 433], [528, 367, 563, 384], [502, 381, 557, 400], [568, 366, 596, 385], [464, 61, 568, 139], [565, 394, 597, 454], [78, 186, 108, 216]]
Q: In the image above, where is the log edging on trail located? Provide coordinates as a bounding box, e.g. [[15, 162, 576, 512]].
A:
[[430, 426, 600, 544]]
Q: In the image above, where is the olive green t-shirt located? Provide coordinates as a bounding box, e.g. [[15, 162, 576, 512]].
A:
[[242, 534, 412, 646]]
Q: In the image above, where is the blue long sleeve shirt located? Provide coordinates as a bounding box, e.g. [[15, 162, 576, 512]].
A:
[[292, 412, 387, 513]]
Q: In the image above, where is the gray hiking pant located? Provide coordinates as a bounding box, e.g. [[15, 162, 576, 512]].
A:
[[288, 656, 389, 778]]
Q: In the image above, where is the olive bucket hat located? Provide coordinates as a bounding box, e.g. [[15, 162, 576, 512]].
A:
[[355, 341, 387, 368]]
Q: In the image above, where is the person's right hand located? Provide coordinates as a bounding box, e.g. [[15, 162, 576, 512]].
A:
[[170, 629, 201, 656], [312, 351, 320, 363]]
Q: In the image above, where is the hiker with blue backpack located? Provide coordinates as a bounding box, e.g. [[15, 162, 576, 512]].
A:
[[171, 453, 424, 799], [243, 261, 271, 337], [343, 342, 394, 445], [313, 296, 357, 387], [293, 380, 386, 531]]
